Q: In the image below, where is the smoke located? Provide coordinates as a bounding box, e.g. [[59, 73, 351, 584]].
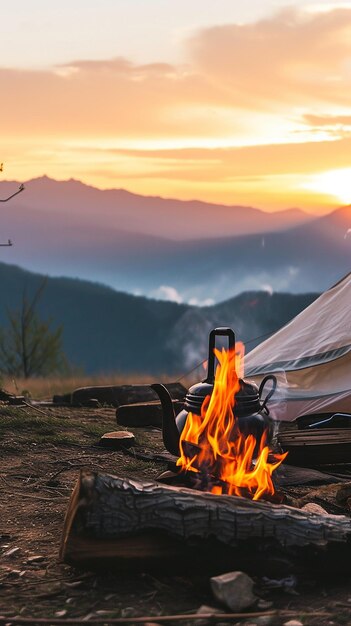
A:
[[150, 285, 183, 304], [189, 297, 215, 306]]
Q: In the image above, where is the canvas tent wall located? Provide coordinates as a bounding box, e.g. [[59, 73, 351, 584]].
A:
[[245, 272, 351, 422]]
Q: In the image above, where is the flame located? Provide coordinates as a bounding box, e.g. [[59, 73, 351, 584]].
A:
[[176, 345, 287, 501]]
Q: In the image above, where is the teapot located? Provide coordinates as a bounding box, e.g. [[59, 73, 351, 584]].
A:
[[151, 327, 277, 456]]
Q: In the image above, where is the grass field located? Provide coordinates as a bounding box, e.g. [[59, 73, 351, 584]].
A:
[[0, 372, 181, 400]]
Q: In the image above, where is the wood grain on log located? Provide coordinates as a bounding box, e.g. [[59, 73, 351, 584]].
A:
[[60, 471, 351, 568]]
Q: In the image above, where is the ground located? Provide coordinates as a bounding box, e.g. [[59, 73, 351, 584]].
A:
[[0, 403, 351, 626]]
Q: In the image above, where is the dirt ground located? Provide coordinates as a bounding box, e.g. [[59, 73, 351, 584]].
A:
[[1, 403, 351, 626]]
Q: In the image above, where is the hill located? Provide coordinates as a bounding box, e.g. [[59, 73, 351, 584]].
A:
[[0, 262, 318, 375], [0, 178, 347, 302]]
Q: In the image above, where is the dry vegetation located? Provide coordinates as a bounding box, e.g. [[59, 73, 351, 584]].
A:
[[1, 373, 171, 400], [1, 390, 351, 624]]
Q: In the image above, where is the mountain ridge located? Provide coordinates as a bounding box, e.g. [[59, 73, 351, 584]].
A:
[[0, 177, 349, 303], [0, 260, 319, 375]]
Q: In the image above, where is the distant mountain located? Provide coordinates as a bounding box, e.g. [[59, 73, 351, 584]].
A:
[[0, 262, 318, 375], [0, 177, 347, 303], [0, 176, 312, 241]]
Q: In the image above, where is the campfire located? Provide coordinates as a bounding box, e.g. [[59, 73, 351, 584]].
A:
[[60, 328, 351, 573], [176, 345, 287, 501]]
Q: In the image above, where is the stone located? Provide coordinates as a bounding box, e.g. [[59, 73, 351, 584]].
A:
[[301, 503, 329, 515], [195, 605, 223, 626], [283, 620, 303, 626], [210, 571, 257, 612]]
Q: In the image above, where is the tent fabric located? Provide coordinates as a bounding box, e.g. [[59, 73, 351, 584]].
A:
[[245, 273, 351, 422]]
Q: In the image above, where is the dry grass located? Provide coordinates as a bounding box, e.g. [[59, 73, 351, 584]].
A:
[[0, 371, 190, 400], [1, 372, 168, 400]]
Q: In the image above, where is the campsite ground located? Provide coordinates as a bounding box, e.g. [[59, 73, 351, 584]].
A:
[[1, 402, 351, 626]]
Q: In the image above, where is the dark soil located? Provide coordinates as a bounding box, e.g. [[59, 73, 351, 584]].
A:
[[0, 403, 351, 625]]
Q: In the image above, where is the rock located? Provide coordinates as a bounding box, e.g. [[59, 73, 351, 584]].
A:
[[283, 620, 303, 626], [197, 606, 222, 614], [210, 571, 257, 612], [301, 503, 329, 515], [195, 605, 222, 626]]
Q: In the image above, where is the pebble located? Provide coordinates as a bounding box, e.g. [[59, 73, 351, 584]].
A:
[[301, 502, 328, 515], [210, 571, 257, 612], [195, 605, 222, 626]]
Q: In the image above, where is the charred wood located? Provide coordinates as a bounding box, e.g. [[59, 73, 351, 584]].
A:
[[60, 471, 351, 572]]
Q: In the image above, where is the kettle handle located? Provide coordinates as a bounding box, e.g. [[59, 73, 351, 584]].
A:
[[204, 327, 235, 384], [258, 374, 277, 414]]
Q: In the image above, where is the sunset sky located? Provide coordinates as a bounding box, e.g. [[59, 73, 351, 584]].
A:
[[2, 0, 351, 213]]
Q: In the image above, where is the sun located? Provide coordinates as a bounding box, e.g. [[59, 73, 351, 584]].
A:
[[303, 168, 351, 205]]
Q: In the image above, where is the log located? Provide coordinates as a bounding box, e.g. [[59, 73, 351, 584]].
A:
[[60, 471, 351, 571], [116, 399, 183, 427], [54, 382, 187, 408]]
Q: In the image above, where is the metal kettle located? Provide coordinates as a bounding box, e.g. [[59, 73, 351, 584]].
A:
[[151, 327, 277, 456]]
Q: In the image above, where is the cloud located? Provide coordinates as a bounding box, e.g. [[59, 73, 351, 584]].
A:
[[2, 5, 351, 205], [303, 114, 351, 127], [187, 7, 351, 108], [188, 297, 215, 306], [2, 6, 351, 141]]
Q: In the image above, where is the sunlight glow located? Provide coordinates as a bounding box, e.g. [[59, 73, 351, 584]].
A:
[[302, 168, 351, 204]]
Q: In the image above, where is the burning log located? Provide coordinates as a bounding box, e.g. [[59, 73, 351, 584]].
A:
[[60, 470, 351, 572]]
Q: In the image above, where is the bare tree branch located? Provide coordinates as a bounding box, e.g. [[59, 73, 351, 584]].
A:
[[0, 182, 25, 202]]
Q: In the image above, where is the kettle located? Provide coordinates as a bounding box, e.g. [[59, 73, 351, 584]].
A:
[[151, 327, 277, 456]]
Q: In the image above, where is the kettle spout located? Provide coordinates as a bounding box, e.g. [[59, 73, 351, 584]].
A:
[[151, 383, 180, 456]]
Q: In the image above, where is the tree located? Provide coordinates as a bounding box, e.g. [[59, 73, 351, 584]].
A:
[[0, 280, 67, 378]]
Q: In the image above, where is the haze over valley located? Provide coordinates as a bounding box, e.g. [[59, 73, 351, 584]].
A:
[[1, 177, 348, 306]]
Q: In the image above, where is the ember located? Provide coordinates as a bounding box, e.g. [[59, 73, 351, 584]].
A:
[[176, 345, 287, 500]]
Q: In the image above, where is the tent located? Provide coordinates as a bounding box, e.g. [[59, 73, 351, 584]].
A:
[[245, 272, 351, 422]]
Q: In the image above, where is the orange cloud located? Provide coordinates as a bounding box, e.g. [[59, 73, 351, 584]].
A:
[[187, 7, 351, 107], [2, 6, 351, 211]]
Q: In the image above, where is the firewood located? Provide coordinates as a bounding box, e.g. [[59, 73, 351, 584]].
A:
[[116, 400, 183, 427], [99, 431, 135, 449], [68, 383, 186, 408], [60, 471, 351, 572]]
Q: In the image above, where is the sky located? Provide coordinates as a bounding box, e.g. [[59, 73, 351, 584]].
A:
[[2, 0, 351, 213]]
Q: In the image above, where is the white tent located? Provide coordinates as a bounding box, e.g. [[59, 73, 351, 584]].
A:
[[245, 272, 351, 422]]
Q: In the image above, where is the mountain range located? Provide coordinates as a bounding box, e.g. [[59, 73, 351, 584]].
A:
[[0, 176, 349, 304], [0, 261, 317, 375]]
